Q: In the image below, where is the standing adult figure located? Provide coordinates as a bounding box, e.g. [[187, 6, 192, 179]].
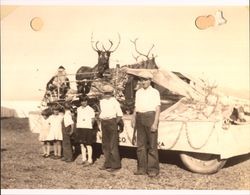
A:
[[131, 71, 161, 177], [99, 85, 123, 172]]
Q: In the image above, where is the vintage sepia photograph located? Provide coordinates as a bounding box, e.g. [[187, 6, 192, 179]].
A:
[[1, 0, 249, 194]]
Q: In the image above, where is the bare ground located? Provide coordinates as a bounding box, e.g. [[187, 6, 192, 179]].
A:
[[1, 118, 250, 189]]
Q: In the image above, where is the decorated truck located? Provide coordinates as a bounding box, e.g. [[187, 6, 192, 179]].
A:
[[94, 67, 250, 174], [30, 36, 250, 174]]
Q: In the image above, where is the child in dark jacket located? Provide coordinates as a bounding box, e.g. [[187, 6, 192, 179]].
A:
[[61, 103, 74, 162]]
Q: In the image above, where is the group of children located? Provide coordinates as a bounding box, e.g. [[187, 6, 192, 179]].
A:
[[39, 84, 124, 170], [39, 96, 96, 165]]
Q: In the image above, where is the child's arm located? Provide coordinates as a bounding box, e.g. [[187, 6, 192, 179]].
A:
[[69, 124, 74, 135], [131, 109, 137, 145], [132, 126, 137, 146]]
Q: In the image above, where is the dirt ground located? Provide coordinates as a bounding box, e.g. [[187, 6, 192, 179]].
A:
[[1, 118, 250, 190]]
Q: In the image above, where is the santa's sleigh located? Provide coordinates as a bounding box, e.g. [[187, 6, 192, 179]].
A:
[[41, 71, 102, 108]]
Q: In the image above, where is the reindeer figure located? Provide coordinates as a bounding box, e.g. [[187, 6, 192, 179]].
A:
[[120, 38, 159, 113], [124, 37, 159, 90], [128, 38, 158, 69], [76, 33, 120, 96]]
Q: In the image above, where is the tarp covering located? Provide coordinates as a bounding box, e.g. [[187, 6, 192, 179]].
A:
[[125, 68, 249, 122], [125, 68, 204, 101]]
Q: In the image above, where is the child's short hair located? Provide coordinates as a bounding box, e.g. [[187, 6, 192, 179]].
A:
[[41, 110, 47, 116], [102, 84, 114, 94], [79, 96, 89, 102], [41, 108, 52, 117], [53, 105, 61, 111]]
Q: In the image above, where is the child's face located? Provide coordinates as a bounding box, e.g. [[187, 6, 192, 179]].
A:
[[81, 101, 88, 107], [140, 78, 151, 89], [53, 110, 59, 115]]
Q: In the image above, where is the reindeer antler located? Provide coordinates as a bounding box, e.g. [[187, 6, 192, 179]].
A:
[[147, 44, 155, 57], [91, 32, 101, 52], [132, 53, 139, 62], [110, 33, 121, 52], [102, 33, 121, 53], [102, 40, 113, 51], [130, 38, 155, 60], [91, 32, 120, 52]]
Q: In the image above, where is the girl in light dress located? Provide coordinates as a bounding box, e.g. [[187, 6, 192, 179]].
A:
[[46, 106, 64, 159], [39, 110, 51, 158]]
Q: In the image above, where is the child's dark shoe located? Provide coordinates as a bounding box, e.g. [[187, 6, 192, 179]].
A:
[[99, 166, 111, 170], [42, 154, 47, 158], [61, 157, 67, 161], [106, 167, 121, 172], [44, 154, 51, 158], [65, 159, 73, 163], [82, 161, 93, 167], [54, 156, 61, 160], [51, 155, 61, 160], [76, 160, 86, 165]]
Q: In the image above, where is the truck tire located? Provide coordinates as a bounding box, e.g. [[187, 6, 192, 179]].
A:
[[180, 152, 227, 174]]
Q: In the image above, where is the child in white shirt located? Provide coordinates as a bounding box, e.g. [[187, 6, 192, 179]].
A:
[[76, 97, 96, 166], [99, 85, 123, 172]]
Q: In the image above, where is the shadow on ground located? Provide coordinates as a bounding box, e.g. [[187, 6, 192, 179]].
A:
[[88, 143, 185, 169], [91, 144, 250, 171], [224, 153, 250, 168]]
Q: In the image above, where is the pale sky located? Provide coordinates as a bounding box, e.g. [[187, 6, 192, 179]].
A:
[[1, 5, 249, 100]]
